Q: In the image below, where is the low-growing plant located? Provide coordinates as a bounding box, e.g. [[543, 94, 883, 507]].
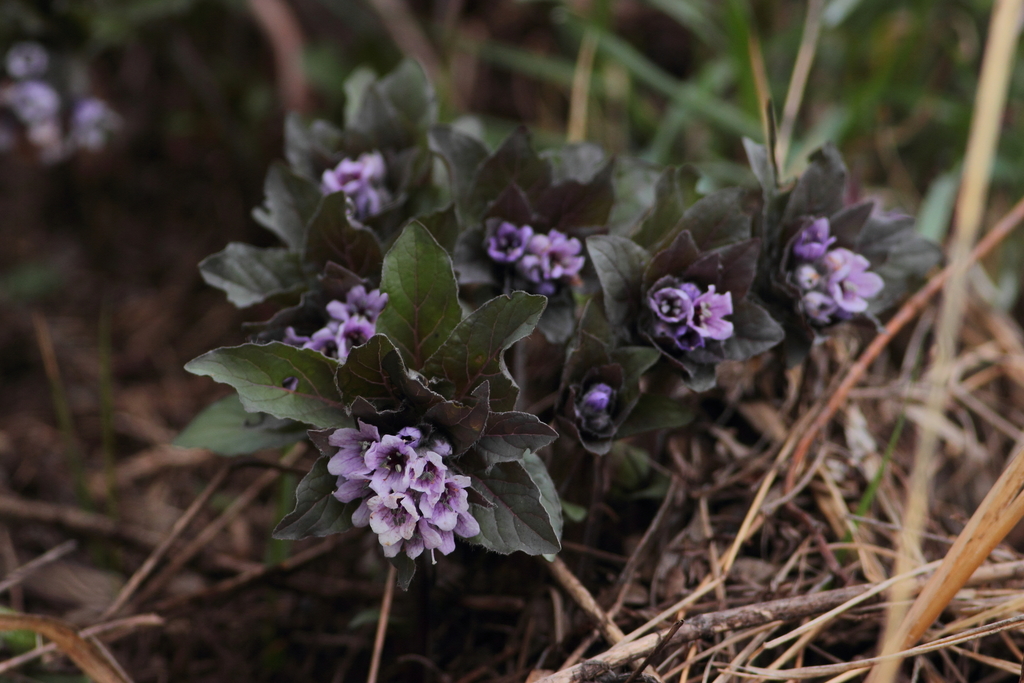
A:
[[177, 60, 942, 588]]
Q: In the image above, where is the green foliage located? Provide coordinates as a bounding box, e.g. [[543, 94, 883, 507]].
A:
[[172, 394, 305, 456]]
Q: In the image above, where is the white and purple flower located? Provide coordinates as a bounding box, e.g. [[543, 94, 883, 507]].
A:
[[327, 423, 480, 561], [5, 42, 48, 80], [647, 277, 734, 352], [320, 151, 391, 219], [487, 222, 534, 263], [283, 287, 387, 361], [789, 219, 884, 325], [485, 222, 585, 296]]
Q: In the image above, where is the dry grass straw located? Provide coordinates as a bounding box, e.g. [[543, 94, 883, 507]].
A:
[[567, 29, 599, 143], [870, 3, 1024, 682]]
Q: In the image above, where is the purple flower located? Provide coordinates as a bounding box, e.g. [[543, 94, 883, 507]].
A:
[[487, 222, 534, 263], [690, 286, 734, 341], [339, 315, 374, 354], [649, 286, 695, 324], [408, 450, 448, 508], [320, 151, 390, 218], [5, 80, 59, 125], [70, 98, 118, 151], [515, 254, 553, 294], [793, 264, 822, 291], [5, 42, 48, 80], [792, 217, 836, 261], [575, 383, 616, 436], [580, 383, 614, 413], [365, 435, 421, 496], [527, 230, 585, 280], [397, 426, 423, 447], [801, 291, 838, 324], [367, 493, 420, 558], [327, 420, 380, 480], [419, 474, 477, 536], [823, 248, 884, 313], [345, 286, 388, 321]]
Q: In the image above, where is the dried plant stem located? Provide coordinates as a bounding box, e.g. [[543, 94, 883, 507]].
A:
[[247, 0, 311, 112], [547, 556, 625, 645], [367, 564, 397, 683], [871, 2, 1024, 681], [0, 614, 162, 678], [775, 0, 824, 172], [130, 442, 306, 608], [101, 462, 231, 619], [567, 30, 598, 143], [0, 540, 76, 595]]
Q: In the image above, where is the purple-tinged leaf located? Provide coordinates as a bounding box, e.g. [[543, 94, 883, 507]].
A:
[[336, 335, 401, 408], [199, 243, 305, 309], [304, 192, 383, 277], [273, 453, 358, 540], [587, 235, 649, 329], [424, 382, 491, 456], [252, 161, 322, 252], [184, 342, 348, 429], [475, 411, 557, 466], [376, 222, 462, 369], [422, 292, 546, 411]]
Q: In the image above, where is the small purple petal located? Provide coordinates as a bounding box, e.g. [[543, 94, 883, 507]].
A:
[[580, 383, 614, 413], [368, 493, 420, 554], [397, 427, 423, 447], [5, 80, 59, 125], [690, 286, 734, 341], [793, 217, 836, 261], [5, 42, 48, 79], [320, 151, 391, 218], [365, 435, 421, 496], [793, 264, 822, 291], [802, 291, 838, 323], [334, 477, 371, 504], [486, 222, 534, 263], [409, 450, 448, 508], [346, 286, 389, 321], [648, 286, 694, 324]]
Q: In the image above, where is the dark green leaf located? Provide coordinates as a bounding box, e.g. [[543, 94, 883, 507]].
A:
[[535, 290, 578, 345], [743, 138, 776, 195], [252, 162, 323, 251], [352, 59, 435, 149], [304, 192, 383, 276], [680, 188, 756, 251], [616, 393, 693, 438], [643, 230, 700, 291], [465, 456, 561, 555], [376, 222, 462, 369], [536, 162, 615, 232], [390, 553, 417, 591], [422, 292, 547, 410], [782, 143, 847, 225], [173, 394, 307, 456], [587, 235, 649, 328], [475, 411, 558, 466], [723, 300, 785, 361], [630, 166, 699, 249], [609, 156, 661, 236], [185, 343, 348, 428], [429, 124, 489, 216], [273, 455, 356, 540], [418, 204, 461, 254], [469, 126, 551, 220], [543, 142, 607, 183], [336, 335, 401, 408], [424, 382, 490, 455], [199, 243, 305, 309]]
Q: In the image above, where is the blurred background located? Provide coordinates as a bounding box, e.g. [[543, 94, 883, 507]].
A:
[[1, 0, 1023, 680]]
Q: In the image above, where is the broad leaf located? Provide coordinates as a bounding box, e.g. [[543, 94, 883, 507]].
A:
[[680, 188, 755, 252], [617, 394, 694, 438], [465, 456, 561, 555], [304, 192, 383, 276], [252, 162, 323, 251], [781, 143, 847, 225], [274, 454, 357, 539], [723, 300, 785, 361], [185, 343, 348, 428], [336, 335, 401, 408], [743, 137, 776, 196], [543, 142, 607, 183], [198, 243, 305, 309], [475, 411, 558, 466], [376, 223, 462, 369], [587, 235, 649, 328], [173, 394, 306, 456], [609, 156, 661, 236], [423, 382, 490, 456], [418, 204, 460, 254], [630, 166, 699, 249], [422, 292, 546, 410], [468, 126, 551, 220], [429, 124, 489, 216]]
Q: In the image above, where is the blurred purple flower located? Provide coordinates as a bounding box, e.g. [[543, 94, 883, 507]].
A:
[[792, 217, 836, 261], [824, 249, 884, 313], [527, 230, 585, 280], [345, 285, 388, 321], [320, 151, 390, 218], [801, 291, 838, 324], [487, 222, 534, 263], [5, 42, 48, 80], [419, 473, 477, 536], [5, 80, 59, 125], [70, 98, 119, 151], [339, 315, 374, 353]]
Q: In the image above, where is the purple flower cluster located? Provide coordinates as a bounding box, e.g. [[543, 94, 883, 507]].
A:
[[0, 42, 119, 161], [327, 422, 480, 561], [283, 286, 388, 360], [647, 276, 734, 352], [486, 222, 585, 296], [789, 218, 884, 324], [320, 151, 391, 219]]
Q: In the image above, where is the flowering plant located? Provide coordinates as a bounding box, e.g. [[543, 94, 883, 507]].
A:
[[745, 140, 943, 363]]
